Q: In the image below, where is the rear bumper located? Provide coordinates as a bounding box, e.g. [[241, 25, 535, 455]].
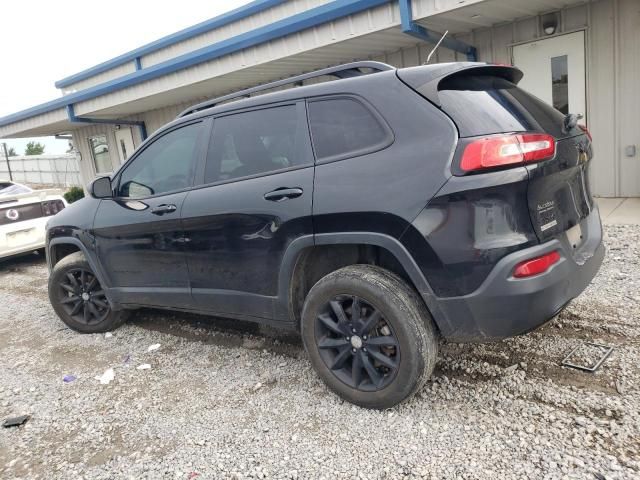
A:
[[0, 217, 48, 260], [432, 206, 604, 342]]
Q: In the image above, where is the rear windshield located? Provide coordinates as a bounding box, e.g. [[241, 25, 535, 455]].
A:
[[0, 182, 31, 196], [438, 75, 567, 138]]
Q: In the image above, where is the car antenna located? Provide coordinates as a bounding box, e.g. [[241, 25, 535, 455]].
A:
[[424, 30, 449, 65]]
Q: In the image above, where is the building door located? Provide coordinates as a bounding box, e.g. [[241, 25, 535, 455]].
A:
[[114, 127, 135, 165], [513, 31, 586, 121]]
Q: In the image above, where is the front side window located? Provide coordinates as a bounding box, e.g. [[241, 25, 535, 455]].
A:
[[204, 104, 310, 184], [89, 135, 113, 174], [308, 97, 391, 162], [117, 122, 204, 198]]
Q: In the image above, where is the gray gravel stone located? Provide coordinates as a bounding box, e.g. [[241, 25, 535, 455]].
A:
[[0, 225, 638, 479]]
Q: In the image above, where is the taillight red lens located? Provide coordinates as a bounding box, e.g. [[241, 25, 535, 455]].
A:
[[460, 133, 556, 172], [578, 124, 592, 141], [513, 250, 561, 278], [41, 200, 65, 216]]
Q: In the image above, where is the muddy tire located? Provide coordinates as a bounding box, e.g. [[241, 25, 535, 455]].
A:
[[301, 264, 438, 409], [48, 252, 127, 333]]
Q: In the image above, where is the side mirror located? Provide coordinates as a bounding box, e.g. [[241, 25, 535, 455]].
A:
[[90, 176, 113, 199]]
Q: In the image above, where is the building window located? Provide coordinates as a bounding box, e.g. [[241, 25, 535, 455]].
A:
[[551, 55, 569, 114], [88, 135, 113, 174]]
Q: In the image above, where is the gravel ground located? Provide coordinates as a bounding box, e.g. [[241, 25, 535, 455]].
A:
[[0, 225, 638, 479]]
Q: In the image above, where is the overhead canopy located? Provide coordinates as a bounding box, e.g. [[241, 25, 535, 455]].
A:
[[0, 0, 576, 139]]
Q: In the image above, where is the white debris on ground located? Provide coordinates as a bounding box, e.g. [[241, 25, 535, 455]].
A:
[[0, 225, 638, 479], [93, 368, 115, 385]]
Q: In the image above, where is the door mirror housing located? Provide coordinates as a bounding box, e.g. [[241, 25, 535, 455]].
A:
[[90, 176, 113, 199]]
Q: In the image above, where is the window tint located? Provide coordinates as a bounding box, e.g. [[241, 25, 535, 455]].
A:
[[118, 122, 203, 198], [308, 98, 390, 161], [205, 105, 309, 184], [437, 75, 567, 138]]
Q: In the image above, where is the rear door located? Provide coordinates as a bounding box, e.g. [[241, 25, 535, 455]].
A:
[[93, 120, 207, 308], [181, 102, 314, 320]]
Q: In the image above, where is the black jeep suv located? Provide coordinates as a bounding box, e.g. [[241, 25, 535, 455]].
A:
[[46, 61, 604, 408]]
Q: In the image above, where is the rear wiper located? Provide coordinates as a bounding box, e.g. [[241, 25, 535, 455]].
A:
[[563, 113, 583, 131]]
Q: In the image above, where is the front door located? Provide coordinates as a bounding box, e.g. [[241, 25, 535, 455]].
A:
[[513, 31, 586, 121], [93, 120, 207, 308], [182, 102, 314, 320], [114, 127, 136, 165]]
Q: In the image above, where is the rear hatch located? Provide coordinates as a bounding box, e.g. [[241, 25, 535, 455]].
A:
[[398, 63, 594, 243]]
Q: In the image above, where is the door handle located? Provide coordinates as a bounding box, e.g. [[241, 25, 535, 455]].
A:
[[263, 188, 303, 202], [151, 204, 177, 215]]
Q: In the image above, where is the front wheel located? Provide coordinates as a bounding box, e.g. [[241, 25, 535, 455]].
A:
[[301, 265, 438, 409], [48, 252, 127, 333]]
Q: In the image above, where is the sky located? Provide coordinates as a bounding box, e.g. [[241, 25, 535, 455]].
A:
[[0, 0, 252, 155]]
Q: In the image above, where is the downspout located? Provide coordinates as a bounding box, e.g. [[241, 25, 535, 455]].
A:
[[398, 0, 477, 61], [66, 105, 148, 141]]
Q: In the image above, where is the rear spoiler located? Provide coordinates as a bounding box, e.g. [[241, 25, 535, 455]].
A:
[[0, 189, 62, 206], [396, 62, 523, 107]]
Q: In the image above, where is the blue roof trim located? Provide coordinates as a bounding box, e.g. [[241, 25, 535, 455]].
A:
[[0, 0, 391, 128], [54, 0, 287, 88]]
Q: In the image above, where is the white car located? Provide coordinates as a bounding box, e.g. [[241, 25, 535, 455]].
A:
[[0, 181, 67, 260]]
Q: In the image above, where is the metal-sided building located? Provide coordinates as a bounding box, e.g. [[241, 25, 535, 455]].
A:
[[0, 0, 638, 197]]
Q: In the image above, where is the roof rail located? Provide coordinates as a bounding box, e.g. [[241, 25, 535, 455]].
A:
[[177, 61, 394, 118]]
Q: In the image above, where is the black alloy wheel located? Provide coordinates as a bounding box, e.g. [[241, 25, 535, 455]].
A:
[[315, 294, 400, 392], [55, 267, 110, 325], [301, 265, 439, 408]]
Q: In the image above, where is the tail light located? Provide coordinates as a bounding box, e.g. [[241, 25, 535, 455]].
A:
[[578, 124, 592, 142], [513, 250, 560, 278], [459, 133, 556, 173], [41, 199, 65, 216]]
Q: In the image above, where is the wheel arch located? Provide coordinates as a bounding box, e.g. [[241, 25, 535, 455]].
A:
[[277, 233, 443, 330], [48, 237, 118, 308], [48, 241, 82, 268]]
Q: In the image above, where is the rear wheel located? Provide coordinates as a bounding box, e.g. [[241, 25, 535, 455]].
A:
[[48, 252, 126, 333], [301, 265, 438, 409]]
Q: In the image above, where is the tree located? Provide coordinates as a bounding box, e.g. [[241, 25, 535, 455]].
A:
[[25, 141, 45, 155], [7, 147, 17, 156]]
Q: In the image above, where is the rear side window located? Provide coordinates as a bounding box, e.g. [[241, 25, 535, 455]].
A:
[[438, 75, 567, 138], [205, 104, 311, 184], [308, 98, 391, 161]]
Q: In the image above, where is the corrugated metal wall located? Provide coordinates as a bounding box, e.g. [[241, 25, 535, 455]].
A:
[[466, 0, 639, 197], [74, 124, 116, 184], [72, 99, 210, 184], [378, 0, 640, 197]]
